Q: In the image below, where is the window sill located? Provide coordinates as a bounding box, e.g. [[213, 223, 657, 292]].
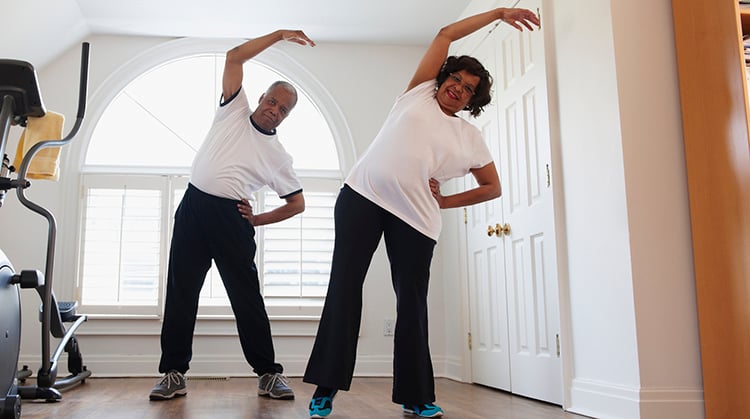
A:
[[80, 299, 324, 321], [78, 311, 321, 337], [83, 313, 321, 321]]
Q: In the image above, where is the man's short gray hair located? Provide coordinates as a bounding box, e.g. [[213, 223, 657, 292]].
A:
[[266, 81, 298, 108]]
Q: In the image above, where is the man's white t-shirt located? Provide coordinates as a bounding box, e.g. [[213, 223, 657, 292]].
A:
[[190, 88, 302, 200], [346, 80, 493, 241]]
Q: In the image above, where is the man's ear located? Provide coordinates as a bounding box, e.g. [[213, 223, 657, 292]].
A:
[[258, 93, 266, 105]]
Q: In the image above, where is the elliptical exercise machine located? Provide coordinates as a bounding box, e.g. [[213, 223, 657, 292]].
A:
[[0, 43, 92, 418]]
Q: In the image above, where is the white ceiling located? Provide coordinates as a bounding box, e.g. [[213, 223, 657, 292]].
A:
[[2, 0, 471, 69]]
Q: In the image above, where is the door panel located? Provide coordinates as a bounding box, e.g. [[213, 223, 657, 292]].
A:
[[463, 0, 562, 405], [465, 35, 511, 391], [496, 0, 561, 403]]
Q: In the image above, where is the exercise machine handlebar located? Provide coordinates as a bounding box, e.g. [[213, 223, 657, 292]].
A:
[[13, 42, 89, 383]]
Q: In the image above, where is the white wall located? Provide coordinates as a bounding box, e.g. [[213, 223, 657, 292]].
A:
[[611, 1, 703, 417], [0, 0, 87, 68], [551, 0, 642, 412], [545, 0, 704, 418]]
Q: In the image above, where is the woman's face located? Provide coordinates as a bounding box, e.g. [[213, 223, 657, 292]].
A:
[[435, 70, 480, 116]]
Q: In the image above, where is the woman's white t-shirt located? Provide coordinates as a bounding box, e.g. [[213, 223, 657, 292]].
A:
[[346, 80, 493, 241]]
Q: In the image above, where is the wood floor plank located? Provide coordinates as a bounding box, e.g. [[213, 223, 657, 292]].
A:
[[17, 377, 591, 418]]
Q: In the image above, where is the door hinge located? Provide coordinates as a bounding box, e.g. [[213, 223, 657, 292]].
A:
[[468, 332, 472, 350], [537, 7, 542, 29], [463, 207, 467, 225], [546, 163, 551, 188], [556, 333, 561, 357]]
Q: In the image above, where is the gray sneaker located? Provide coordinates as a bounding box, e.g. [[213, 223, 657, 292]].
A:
[[258, 373, 294, 399], [149, 370, 187, 400]]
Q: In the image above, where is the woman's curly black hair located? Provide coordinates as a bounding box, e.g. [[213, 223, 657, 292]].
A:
[[436, 55, 493, 117]]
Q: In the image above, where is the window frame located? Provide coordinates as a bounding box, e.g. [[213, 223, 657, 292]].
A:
[[73, 38, 354, 173], [76, 173, 177, 317]]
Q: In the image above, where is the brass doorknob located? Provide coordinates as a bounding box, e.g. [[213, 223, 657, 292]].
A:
[[486, 223, 511, 237]]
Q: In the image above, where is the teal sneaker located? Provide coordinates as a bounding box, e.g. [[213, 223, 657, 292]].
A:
[[309, 395, 334, 418], [402, 403, 444, 418]]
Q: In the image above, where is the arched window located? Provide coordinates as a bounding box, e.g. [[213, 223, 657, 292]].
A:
[[75, 39, 350, 317]]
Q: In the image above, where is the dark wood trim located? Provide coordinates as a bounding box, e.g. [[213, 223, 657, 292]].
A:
[[671, 1, 750, 417]]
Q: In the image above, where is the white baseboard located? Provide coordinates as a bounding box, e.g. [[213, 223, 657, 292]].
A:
[[568, 378, 704, 419], [439, 355, 468, 382], [639, 387, 704, 419], [17, 354, 461, 381]]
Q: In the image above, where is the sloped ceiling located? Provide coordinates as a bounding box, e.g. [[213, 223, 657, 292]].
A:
[[2, 0, 470, 69]]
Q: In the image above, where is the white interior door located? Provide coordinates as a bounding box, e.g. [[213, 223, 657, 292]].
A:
[[463, 0, 562, 405], [465, 32, 511, 391]]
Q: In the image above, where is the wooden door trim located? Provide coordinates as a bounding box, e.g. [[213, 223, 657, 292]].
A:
[[670, 1, 750, 416]]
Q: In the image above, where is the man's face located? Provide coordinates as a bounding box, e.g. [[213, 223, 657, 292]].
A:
[[252, 85, 296, 132]]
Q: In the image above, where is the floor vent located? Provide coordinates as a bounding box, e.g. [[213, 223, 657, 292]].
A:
[[187, 376, 230, 381]]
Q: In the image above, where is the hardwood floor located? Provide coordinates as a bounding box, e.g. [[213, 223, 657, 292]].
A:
[[17, 377, 591, 419]]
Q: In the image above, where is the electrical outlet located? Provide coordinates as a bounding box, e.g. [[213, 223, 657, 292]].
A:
[[383, 318, 395, 336]]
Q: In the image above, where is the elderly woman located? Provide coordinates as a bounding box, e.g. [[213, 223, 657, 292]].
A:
[[302, 7, 540, 418]]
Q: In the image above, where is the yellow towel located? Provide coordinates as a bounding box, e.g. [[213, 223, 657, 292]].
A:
[[13, 111, 64, 181]]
